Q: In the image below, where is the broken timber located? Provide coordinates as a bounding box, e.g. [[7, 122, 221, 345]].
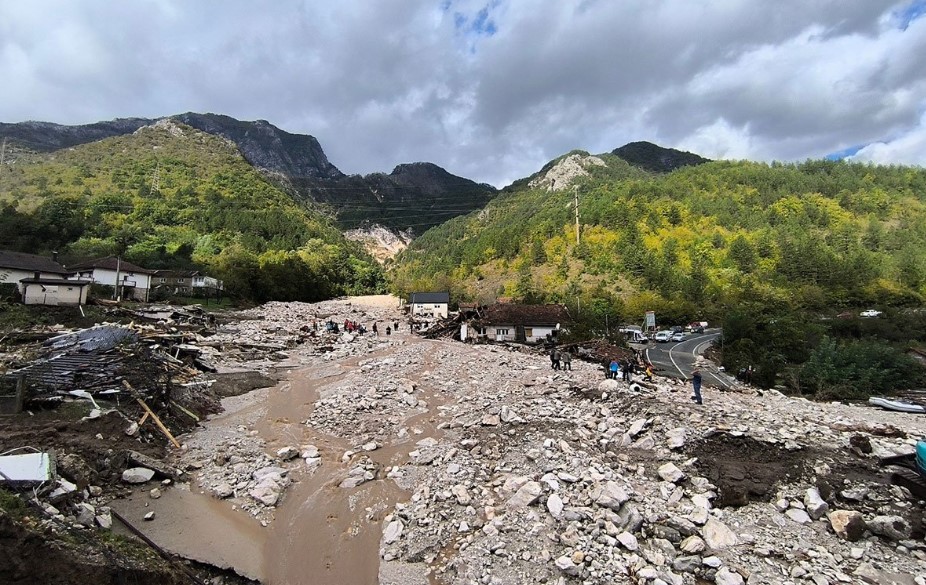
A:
[[122, 380, 181, 449]]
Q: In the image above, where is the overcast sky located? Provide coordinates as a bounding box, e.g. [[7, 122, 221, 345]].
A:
[[2, 0, 926, 187]]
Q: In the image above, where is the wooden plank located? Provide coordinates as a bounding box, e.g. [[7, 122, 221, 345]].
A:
[[122, 380, 181, 449]]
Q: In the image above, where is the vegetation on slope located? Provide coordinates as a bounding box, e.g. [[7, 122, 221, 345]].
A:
[[0, 122, 384, 302], [391, 154, 926, 396]]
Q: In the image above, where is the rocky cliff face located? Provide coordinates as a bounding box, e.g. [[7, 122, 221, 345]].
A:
[[171, 112, 344, 181], [0, 114, 497, 235]]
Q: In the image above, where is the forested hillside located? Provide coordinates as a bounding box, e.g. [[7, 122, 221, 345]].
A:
[[0, 120, 384, 302], [391, 152, 926, 395]]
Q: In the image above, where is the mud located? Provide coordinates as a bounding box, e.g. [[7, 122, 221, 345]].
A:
[[691, 432, 809, 507], [0, 509, 188, 585], [0, 408, 165, 488]]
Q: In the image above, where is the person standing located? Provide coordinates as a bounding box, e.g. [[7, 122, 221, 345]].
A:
[[551, 348, 561, 370], [625, 360, 635, 382], [691, 369, 703, 404], [386, 325, 391, 336], [561, 351, 572, 371], [372, 322, 378, 336], [609, 359, 619, 379]]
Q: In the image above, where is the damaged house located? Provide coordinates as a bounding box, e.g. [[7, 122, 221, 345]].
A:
[[463, 303, 571, 344]]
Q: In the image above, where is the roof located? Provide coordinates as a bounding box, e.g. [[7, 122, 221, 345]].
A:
[[480, 303, 571, 326], [68, 256, 154, 274], [410, 292, 450, 304], [152, 269, 201, 277], [20, 278, 92, 286], [0, 250, 69, 274]]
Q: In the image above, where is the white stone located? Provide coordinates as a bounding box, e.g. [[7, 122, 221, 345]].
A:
[[591, 481, 631, 511], [702, 518, 738, 550], [785, 508, 812, 524], [362, 441, 379, 452], [300, 445, 320, 459], [657, 463, 685, 484], [680, 535, 706, 553], [143, 511, 155, 521], [507, 481, 542, 509], [277, 446, 299, 461], [383, 519, 404, 544], [666, 427, 687, 450], [617, 531, 639, 551], [715, 567, 745, 585], [547, 493, 564, 518], [555, 555, 580, 576], [451, 484, 472, 506], [868, 515, 911, 541], [122, 467, 156, 484]]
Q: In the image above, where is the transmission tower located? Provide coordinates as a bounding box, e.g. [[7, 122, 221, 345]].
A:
[[150, 161, 161, 195]]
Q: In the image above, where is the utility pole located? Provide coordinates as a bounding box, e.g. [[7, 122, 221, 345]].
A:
[[114, 256, 122, 301], [573, 185, 580, 244]]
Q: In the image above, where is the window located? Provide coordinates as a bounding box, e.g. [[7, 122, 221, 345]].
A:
[[497, 328, 509, 336], [434, 304, 441, 308], [524, 328, 533, 338], [178, 278, 185, 283], [160, 278, 167, 283]]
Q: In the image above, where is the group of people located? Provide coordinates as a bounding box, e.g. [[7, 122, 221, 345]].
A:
[[371, 321, 402, 336], [548, 348, 573, 370], [343, 319, 367, 334], [606, 357, 655, 383]]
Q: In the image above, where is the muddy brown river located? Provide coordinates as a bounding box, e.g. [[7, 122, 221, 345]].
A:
[[112, 332, 444, 585]]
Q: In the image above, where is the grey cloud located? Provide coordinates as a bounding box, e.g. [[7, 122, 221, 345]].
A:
[[0, 0, 923, 187]]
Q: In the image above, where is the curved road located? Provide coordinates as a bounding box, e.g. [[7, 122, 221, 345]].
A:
[[640, 330, 734, 389]]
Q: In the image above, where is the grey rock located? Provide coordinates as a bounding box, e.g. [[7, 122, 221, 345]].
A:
[[803, 487, 829, 520], [555, 555, 580, 577], [868, 515, 911, 541], [672, 556, 701, 573], [591, 481, 631, 511], [212, 482, 234, 498]]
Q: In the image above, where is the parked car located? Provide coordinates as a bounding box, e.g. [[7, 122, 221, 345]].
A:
[[654, 330, 672, 342], [671, 332, 686, 342], [860, 309, 883, 318], [670, 325, 684, 333]]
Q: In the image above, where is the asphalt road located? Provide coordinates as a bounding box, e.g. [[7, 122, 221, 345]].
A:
[[639, 330, 734, 389]]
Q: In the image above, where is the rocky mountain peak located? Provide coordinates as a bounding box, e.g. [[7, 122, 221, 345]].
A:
[[529, 152, 607, 191], [611, 141, 710, 173]]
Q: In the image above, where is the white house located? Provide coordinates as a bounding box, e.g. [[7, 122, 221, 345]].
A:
[[409, 292, 450, 320], [465, 303, 571, 344], [20, 278, 91, 306], [68, 256, 154, 302], [0, 250, 72, 293]]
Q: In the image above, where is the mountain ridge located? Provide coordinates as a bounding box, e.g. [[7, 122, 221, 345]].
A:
[[0, 113, 497, 233]]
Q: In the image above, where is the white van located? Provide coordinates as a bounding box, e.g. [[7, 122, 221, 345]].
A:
[[623, 330, 648, 344]]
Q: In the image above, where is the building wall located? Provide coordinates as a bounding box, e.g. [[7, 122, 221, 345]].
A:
[[23, 283, 88, 306], [0, 270, 69, 292], [72, 269, 151, 301], [487, 324, 557, 343], [411, 302, 448, 318]]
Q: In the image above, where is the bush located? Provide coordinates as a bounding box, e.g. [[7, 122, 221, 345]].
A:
[[797, 337, 924, 399]]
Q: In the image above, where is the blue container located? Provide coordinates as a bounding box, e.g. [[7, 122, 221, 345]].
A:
[[916, 441, 926, 476]]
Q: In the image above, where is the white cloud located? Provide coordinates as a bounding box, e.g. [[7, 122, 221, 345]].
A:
[[849, 111, 926, 165], [0, 0, 924, 186]]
